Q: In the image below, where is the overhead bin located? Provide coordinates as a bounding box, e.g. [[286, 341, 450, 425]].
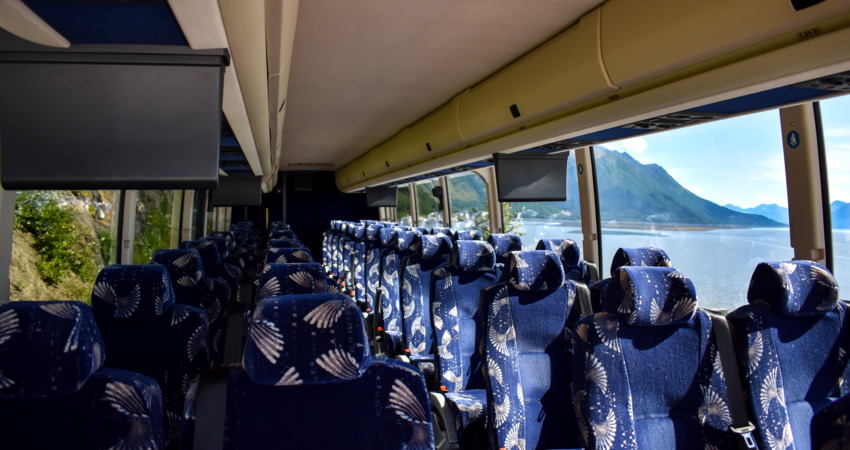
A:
[[600, 0, 850, 88]]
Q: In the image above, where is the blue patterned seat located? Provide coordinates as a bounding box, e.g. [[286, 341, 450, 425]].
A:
[[454, 229, 482, 241], [151, 249, 231, 366], [811, 392, 850, 450], [479, 250, 582, 449], [208, 293, 433, 449], [399, 233, 453, 383], [590, 246, 674, 313], [574, 265, 737, 449], [91, 264, 210, 448], [487, 233, 522, 269], [268, 238, 304, 249], [727, 260, 849, 450], [269, 227, 296, 240], [363, 223, 385, 313], [255, 262, 329, 303], [181, 239, 243, 306], [536, 238, 592, 284], [350, 224, 367, 305], [432, 227, 454, 236], [0, 300, 166, 449], [431, 240, 499, 447], [264, 246, 313, 265]]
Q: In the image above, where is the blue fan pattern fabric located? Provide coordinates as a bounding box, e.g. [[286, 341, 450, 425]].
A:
[[454, 230, 482, 241], [536, 238, 590, 283], [256, 262, 329, 303], [574, 266, 736, 449], [728, 260, 849, 450], [265, 246, 313, 265], [480, 251, 579, 449], [379, 228, 405, 353], [363, 224, 384, 312], [609, 247, 672, 277], [353, 241, 366, 304], [93, 263, 177, 319], [488, 233, 522, 266]]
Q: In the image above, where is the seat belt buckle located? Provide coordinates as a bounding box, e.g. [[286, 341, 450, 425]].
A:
[[730, 423, 757, 449]]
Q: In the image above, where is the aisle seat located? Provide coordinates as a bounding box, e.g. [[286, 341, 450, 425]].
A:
[[536, 238, 592, 284], [487, 233, 522, 268]]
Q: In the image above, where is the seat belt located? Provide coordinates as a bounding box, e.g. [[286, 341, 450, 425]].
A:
[[709, 312, 758, 449], [193, 366, 232, 450], [575, 282, 593, 317]]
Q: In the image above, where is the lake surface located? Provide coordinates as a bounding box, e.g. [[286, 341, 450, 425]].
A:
[[517, 219, 850, 312]]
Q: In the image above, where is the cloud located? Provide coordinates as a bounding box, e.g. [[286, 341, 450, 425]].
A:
[[684, 185, 704, 195], [607, 137, 648, 155], [825, 127, 850, 138]]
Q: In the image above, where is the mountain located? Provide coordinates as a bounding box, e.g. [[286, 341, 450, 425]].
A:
[[724, 203, 788, 225], [498, 147, 783, 228], [833, 201, 850, 229]]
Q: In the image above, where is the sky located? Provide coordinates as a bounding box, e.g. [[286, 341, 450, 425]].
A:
[[602, 95, 850, 209]]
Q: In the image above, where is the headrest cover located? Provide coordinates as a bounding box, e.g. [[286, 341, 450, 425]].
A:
[[450, 240, 495, 272], [271, 229, 296, 240], [256, 262, 329, 302], [0, 301, 104, 398], [332, 221, 342, 232], [352, 224, 366, 240], [365, 224, 383, 241], [504, 251, 564, 292], [455, 230, 482, 241], [243, 294, 370, 386], [747, 261, 839, 316], [536, 239, 580, 268], [326, 278, 341, 294], [419, 234, 453, 260], [210, 230, 235, 243], [605, 266, 697, 326], [488, 233, 523, 264], [150, 249, 205, 288], [181, 239, 222, 271], [92, 264, 176, 318], [610, 247, 672, 277], [266, 247, 313, 265], [379, 228, 398, 247], [207, 237, 231, 258], [395, 230, 421, 252], [431, 227, 452, 235], [268, 238, 303, 249]]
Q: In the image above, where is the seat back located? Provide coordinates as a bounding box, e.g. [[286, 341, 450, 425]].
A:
[[265, 246, 313, 265], [255, 262, 329, 303], [432, 240, 498, 392], [91, 264, 210, 446], [454, 229, 482, 241], [351, 224, 367, 304], [363, 223, 384, 312], [574, 265, 734, 449], [0, 300, 165, 449], [221, 294, 433, 449], [378, 227, 403, 346], [536, 238, 591, 284], [591, 246, 674, 311], [728, 260, 849, 450], [399, 233, 452, 357], [487, 233, 522, 268], [268, 238, 304, 249], [479, 250, 581, 449]]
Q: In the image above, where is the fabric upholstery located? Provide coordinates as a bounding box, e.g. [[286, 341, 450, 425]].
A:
[[487, 233, 523, 266], [378, 228, 406, 354], [269, 238, 304, 249], [728, 260, 850, 450], [536, 238, 590, 283], [811, 393, 850, 450], [609, 247, 672, 276], [603, 266, 698, 327], [502, 250, 565, 292], [574, 266, 736, 449], [243, 294, 370, 386], [255, 262, 329, 303], [0, 301, 166, 449], [207, 236, 231, 259], [353, 240, 366, 305], [270, 229, 296, 240], [92, 264, 210, 448], [450, 240, 496, 273], [363, 224, 384, 312], [265, 247, 313, 265], [400, 234, 451, 362], [479, 251, 580, 449], [454, 230, 483, 241], [181, 239, 222, 275], [432, 227, 453, 236], [93, 263, 177, 319]]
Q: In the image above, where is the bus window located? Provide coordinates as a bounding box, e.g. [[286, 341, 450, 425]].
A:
[[397, 185, 412, 226], [446, 172, 489, 237], [134, 190, 182, 264], [597, 110, 792, 311], [820, 95, 850, 296], [415, 179, 443, 229], [508, 155, 581, 249], [11, 190, 120, 303]]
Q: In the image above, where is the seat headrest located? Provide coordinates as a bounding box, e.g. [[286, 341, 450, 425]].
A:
[[268, 238, 303, 249], [331, 221, 342, 232], [450, 240, 495, 272], [504, 251, 564, 291], [610, 247, 672, 277], [0, 301, 105, 398], [379, 228, 398, 247], [605, 266, 697, 326], [419, 234, 453, 260], [536, 239, 581, 268], [180, 239, 222, 270], [265, 247, 313, 265], [206, 237, 231, 258], [256, 262, 328, 302], [431, 227, 453, 235], [395, 230, 421, 252], [747, 260, 839, 316], [351, 224, 366, 239], [210, 230, 235, 242], [243, 294, 370, 386], [488, 233, 523, 264], [92, 264, 176, 318], [150, 249, 205, 288], [365, 224, 383, 241], [270, 229, 295, 239], [455, 230, 482, 241]]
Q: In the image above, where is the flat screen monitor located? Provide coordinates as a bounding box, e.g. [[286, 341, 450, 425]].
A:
[[210, 176, 262, 206], [493, 152, 568, 202], [365, 186, 398, 207]]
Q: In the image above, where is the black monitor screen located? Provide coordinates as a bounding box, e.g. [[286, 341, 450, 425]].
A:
[[210, 177, 262, 206], [493, 152, 568, 202], [365, 186, 398, 207]]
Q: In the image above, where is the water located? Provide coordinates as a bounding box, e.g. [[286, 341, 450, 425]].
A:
[[518, 219, 850, 312]]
